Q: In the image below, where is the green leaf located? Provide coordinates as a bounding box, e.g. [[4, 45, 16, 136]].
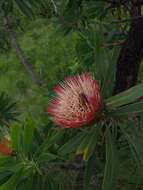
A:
[[76, 127, 99, 160], [119, 123, 143, 167], [15, 0, 33, 18], [84, 152, 96, 190], [23, 118, 35, 155], [46, 174, 58, 190], [110, 101, 143, 116], [0, 170, 23, 190], [101, 48, 119, 98], [0, 171, 12, 184], [79, 27, 107, 82], [17, 177, 33, 190], [0, 92, 19, 126], [11, 124, 21, 153], [0, 156, 14, 166], [106, 83, 143, 107], [37, 153, 63, 164], [102, 129, 119, 190], [34, 130, 64, 157], [32, 175, 42, 190], [58, 132, 86, 156]]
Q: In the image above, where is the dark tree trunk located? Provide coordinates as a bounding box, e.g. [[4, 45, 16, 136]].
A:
[[114, 3, 143, 94]]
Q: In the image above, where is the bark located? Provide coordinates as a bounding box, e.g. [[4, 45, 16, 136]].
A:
[[114, 2, 143, 94], [5, 17, 42, 86]]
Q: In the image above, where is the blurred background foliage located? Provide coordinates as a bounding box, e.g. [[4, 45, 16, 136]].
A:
[[0, 18, 80, 121], [0, 0, 143, 190]]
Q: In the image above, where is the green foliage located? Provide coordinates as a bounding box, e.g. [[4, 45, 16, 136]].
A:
[[0, 119, 75, 190], [1, 0, 143, 190], [106, 83, 143, 107], [102, 129, 119, 190], [0, 19, 79, 121], [0, 92, 19, 127]]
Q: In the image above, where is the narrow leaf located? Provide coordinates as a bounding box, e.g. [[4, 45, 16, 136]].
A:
[[11, 124, 21, 153], [23, 118, 35, 155], [76, 127, 99, 160], [102, 129, 119, 190], [110, 101, 143, 116], [106, 83, 143, 107], [58, 132, 85, 155], [84, 152, 96, 190]]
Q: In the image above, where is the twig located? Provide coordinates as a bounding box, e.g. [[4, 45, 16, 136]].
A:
[[111, 16, 143, 24], [4, 16, 43, 86], [44, 161, 85, 171], [102, 40, 125, 48]]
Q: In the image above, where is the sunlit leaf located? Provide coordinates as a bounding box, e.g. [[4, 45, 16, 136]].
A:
[[76, 127, 99, 160]]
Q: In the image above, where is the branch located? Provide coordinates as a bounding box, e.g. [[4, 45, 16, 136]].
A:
[[102, 0, 128, 6], [4, 17, 42, 86], [103, 0, 143, 6], [102, 40, 125, 48], [111, 16, 143, 24]]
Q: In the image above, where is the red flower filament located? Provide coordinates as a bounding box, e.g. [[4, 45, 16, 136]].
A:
[[0, 139, 12, 156], [48, 73, 103, 128]]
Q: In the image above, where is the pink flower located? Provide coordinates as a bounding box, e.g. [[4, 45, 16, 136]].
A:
[[48, 73, 103, 128]]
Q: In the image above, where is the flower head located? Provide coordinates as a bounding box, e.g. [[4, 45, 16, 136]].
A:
[[48, 73, 103, 128]]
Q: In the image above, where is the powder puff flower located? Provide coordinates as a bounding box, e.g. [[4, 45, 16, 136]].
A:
[[48, 73, 103, 128]]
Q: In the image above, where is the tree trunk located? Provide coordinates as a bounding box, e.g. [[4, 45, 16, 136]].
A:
[[114, 3, 143, 94], [5, 17, 42, 86]]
